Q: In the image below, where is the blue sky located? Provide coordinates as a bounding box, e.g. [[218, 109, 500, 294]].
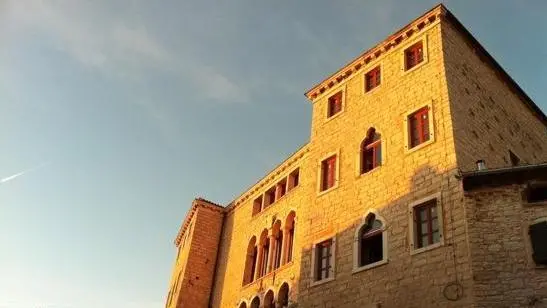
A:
[[1, 1, 546, 307]]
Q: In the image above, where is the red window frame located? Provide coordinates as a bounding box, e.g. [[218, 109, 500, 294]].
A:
[[408, 106, 430, 148], [405, 41, 424, 70], [362, 140, 381, 173], [327, 91, 343, 117], [316, 239, 333, 280], [321, 155, 337, 191], [414, 199, 440, 248], [365, 66, 381, 92]]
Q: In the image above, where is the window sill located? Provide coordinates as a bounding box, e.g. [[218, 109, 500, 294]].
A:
[[352, 259, 388, 274], [310, 277, 335, 287], [324, 110, 344, 123], [364, 84, 382, 95], [410, 241, 444, 256], [317, 183, 339, 197], [357, 165, 382, 178], [405, 138, 435, 154]]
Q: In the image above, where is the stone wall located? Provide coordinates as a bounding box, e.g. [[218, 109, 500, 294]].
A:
[[441, 19, 547, 172], [465, 185, 547, 307]]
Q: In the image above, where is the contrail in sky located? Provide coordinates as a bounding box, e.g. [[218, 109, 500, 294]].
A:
[[0, 162, 49, 184]]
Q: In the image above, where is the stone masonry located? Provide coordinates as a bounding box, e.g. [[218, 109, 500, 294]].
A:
[[166, 4, 547, 308]]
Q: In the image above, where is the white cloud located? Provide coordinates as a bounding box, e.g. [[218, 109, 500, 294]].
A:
[[4, 0, 248, 103]]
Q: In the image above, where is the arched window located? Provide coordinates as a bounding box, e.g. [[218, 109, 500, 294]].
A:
[[250, 296, 260, 308], [360, 128, 382, 174], [272, 220, 283, 270], [278, 282, 289, 308], [238, 301, 247, 308], [284, 211, 296, 264], [258, 229, 269, 277], [264, 290, 275, 308], [243, 236, 257, 285], [354, 212, 387, 271]]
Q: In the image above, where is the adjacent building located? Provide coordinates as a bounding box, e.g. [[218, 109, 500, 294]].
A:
[[165, 4, 547, 308]]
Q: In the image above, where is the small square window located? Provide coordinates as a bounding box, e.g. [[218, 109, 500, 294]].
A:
[[524, 183, 547, 204], [413, 199, 441, 249], [314, 239, 333, 281], [408, 106, 431, 149], [405, 41, 424, 70], [320, 155, 337, 192], [327, 91, 343, 118], [365, 66, 381, 92]]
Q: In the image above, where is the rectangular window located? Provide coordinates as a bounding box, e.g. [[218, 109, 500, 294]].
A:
[[288, 169, 300, 191], [276, 179, 287, 199], [320, 155, 337, 191], [414, 199, 440, 249], [327, 91, 343, 118], [408, 106, 430, 148], [264, 187, 276, 208], [315, 239, 333, 281], [405, 41, 424, 70], [525, 183, 547, 204], [362, 140, 381, 173], [529, 221, 547, 265], [365, 66, 381, 92], [252, 196, 263, 216]]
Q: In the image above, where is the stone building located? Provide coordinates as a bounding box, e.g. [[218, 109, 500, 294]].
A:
[[165, 4, 547, 308]]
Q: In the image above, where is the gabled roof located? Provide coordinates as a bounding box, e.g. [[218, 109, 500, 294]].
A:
[[304, 4, 547, 127]]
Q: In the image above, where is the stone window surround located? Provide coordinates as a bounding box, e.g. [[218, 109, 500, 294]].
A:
[[317, 149, 341, 196], [522, 182, 547, 206], [408, 192, 445, 255], [324, 85, 347, 123], [403, 102, 436, 154], [310, 233, 337, 287], [401, 34, 429, 75], [352, 209, 389, 274]]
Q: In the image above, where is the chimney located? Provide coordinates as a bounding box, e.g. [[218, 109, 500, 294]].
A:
[[476, 160, 486, 171]]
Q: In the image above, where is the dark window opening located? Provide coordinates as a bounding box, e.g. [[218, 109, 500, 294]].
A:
[[408, 106, 430, 148], [276, 179, 287, 199], [273, 231, 283, 270], [327, 91, 343, 118], [529, 221, 547, 265], [525, 183, 547, 204], [414, 199, 440, 249], [359, 215, 384, 267]]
